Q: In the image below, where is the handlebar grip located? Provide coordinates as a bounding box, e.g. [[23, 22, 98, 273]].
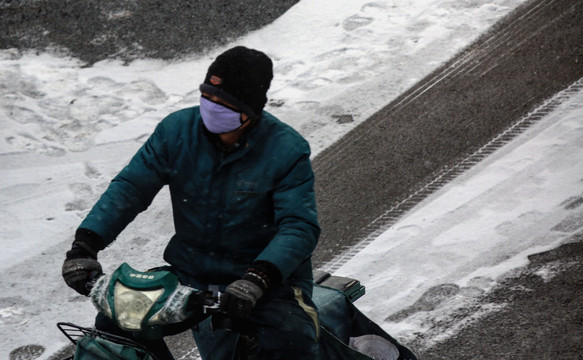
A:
[[85, 271, 104, 293]]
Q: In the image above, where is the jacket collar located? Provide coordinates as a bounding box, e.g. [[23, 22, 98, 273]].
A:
[[201, 112, 268, 166]]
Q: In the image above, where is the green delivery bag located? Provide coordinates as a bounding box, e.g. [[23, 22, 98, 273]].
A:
[[73, 335, 154, 360], [58, 323, 156, 360], [313, 284, 417, 360]]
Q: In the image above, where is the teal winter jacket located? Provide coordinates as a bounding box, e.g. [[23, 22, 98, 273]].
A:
[[79, 107, 320, 295]]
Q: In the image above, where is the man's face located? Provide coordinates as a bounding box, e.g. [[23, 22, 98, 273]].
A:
[[202, 92, 250, 121], [200, 92, 252, 145], [200, 92, 251, 134]]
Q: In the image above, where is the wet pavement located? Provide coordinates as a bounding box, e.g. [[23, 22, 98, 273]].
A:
[[415, 235, 583, 359]]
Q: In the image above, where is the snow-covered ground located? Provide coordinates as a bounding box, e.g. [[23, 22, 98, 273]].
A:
[[335, 80, 583, 346], [4, 0, 582, 358]]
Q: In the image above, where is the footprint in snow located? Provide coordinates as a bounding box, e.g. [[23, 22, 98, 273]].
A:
[[342, 15, 374, 31], [385, 283, 461, 322], [5, 133, 66, 157], [64, 183, 94, 212], [9, 345, 45, 360]]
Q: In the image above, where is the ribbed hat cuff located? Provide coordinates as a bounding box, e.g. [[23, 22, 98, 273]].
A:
[[199, 83, 260, 120]]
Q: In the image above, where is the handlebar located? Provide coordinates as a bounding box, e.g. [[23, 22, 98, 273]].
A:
[[86, 264, 253, 335], [85, 270, 104, 293], [192, 291, 253, 334]]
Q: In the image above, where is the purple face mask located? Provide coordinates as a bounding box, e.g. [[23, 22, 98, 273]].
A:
[[200, 96, 244, 134]]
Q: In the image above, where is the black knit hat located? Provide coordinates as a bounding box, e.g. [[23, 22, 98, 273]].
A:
[[200, 46, 273, 119]]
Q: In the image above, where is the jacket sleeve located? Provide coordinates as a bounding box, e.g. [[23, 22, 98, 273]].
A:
[[255, 147, 321, 280], [78, 121, 171, 245]]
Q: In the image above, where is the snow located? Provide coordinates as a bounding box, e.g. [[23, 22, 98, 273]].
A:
[[2, 0, 582, 358], [334, 82, 583, 344]]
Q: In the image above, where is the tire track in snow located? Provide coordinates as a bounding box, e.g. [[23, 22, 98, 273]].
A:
[[320, 78, 583, 273], [313, 0, 560, 174], [312, 0, 583, 267]]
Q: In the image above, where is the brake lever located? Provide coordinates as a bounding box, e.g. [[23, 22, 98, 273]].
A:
[[202, 291, 222, 313]]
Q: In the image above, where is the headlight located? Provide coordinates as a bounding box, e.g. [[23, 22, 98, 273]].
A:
[[89, 262, 201, 339], [114, 282, 164, 331]]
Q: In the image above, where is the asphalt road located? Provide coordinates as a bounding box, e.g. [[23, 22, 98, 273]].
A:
[[0, 0, 299, 65], [311, 1, 583, 358], [312, 0, 583, 267], [415, 235, 583, 359], [4, 0, 583, 359]]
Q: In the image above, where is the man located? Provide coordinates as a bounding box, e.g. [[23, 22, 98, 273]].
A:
[[62, 46, 321, 359]]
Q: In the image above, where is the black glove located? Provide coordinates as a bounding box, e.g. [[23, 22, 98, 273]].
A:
[[220, 279, 264, 318], [219, 261, 282, 318], [62, 229, 105, 296]]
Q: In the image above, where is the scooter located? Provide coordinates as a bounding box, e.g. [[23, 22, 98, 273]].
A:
[[58, 263, 417, 360]]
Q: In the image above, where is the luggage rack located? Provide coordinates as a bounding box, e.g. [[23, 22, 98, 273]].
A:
[[57, 322, 149, 349], [313, 270, 365, 302]]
